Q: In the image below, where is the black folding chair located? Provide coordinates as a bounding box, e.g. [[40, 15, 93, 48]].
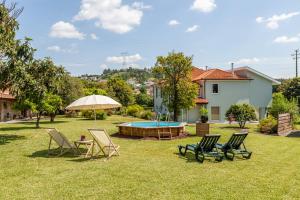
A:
[[178, 134, 223, 163], [216, 133, 252, 160]]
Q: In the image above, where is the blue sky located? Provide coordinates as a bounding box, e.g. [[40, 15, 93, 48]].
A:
[[13, 0, 300, 78]]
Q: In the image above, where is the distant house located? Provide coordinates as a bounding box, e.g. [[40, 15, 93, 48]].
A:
[[0, 90, 19, 121], [154, 66, 280, 122]]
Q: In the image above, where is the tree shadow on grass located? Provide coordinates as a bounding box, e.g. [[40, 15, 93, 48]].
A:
[[28, 148, 87, 158], [68, 155, 108, 162], [173, 151, 244, 163], [0, 126, 35, 132], [16, 120, 69, 127], [0, 134, 26, 145], [175, 152, 199, 163]]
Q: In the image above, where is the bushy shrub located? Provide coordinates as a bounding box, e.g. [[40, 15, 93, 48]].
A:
[[95, 110, 107, 120], [82, 110, 107, 120], [82, 110, 93, 118], [225, 104, 257, 128], [199, 107, 208, 123], [199, 107, 208, 116], [258, 116, 277, 134], [65, 111, 79, 118], [126, 105, 144, 117], [268, 93, 299, 120], [139, 110, 155, 120]]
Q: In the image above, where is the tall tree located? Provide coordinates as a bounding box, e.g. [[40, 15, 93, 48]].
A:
[[42, 93, 63, 122], [0, 3, 66, 127], [152, 52, 198, 121], [58, 75, 84, 107], [277, 78, 300, 104], [24, 58, 65, 127], [107, 77, 135, 106]]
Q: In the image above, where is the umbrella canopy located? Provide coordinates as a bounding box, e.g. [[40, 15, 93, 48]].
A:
[[65, 95, 122, 111]]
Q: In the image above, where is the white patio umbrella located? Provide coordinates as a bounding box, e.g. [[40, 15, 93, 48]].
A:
[[65, 95, 122, 120]]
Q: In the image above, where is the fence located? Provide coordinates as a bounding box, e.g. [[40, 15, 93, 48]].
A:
[[277, 113, 292, 136]]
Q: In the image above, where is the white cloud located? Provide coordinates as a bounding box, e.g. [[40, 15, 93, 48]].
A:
[[100, 64, 108, 69], [168, 20, 180, 26], [90, 33, 98, 40], [132, 2, 152, 10], [230, 57, 261, 65], [256, 12, 300, 29], [47, 45, 61, 52], [47, 44, 78, 53], [273, 36, 300, 43], [106, 53, 142, 64], [186, 25, 199, 32], [74, 0, 144, 34], [50, 21, 85, 40], [191, 0, 216, 13]]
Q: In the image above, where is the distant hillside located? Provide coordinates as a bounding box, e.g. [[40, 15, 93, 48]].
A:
[[101, 67, 153, 83]]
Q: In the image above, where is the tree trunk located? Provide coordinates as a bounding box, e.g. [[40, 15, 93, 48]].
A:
[[50, 114, 55, 122], [36, 112, 41, 128]]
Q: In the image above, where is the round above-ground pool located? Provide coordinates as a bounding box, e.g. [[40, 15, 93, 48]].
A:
[[117, 121, 186, 138]]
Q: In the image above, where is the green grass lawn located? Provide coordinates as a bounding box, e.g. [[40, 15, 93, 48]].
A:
[[1, 116, 300, 200]]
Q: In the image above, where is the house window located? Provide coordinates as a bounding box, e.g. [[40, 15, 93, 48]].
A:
[[212, 84, 219, 93], [211, 106, 220, 120]]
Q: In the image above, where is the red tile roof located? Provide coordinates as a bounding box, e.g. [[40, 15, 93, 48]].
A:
[[192, 67, 250, 81], [0, 91, 15, 100], [195, 98, 208, 104], [191, 67, 205, 80]]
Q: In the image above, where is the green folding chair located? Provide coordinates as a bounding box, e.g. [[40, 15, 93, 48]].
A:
[[216, 133, 252, 160], [178, 134, 223, 163]]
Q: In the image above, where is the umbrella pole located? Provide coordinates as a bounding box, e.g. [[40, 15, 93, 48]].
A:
[[94, 109, 96, 121]]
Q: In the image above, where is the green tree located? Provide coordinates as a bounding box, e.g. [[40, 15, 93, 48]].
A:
[[26, 58, 65, 127], [152, 52, 198, 121], [135, 86, 153, 107], [268, 93, 298, 120], [107, 77, 135, 106], [13, 99, 36, 119], [225, 104, 257, 128], [57, 75, 84, 107], [0, 3, 69, 127], [84, 88, 107, 96], [136, 93, 153, 107], [42, 93, 63, 122], [277, 78, 300, 103]]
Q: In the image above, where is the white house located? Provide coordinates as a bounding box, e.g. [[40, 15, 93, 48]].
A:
[[153, 66, 280, 122], [0, 90, 19, 121]]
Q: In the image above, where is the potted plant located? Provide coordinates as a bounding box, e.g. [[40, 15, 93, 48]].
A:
[[199, 107, 208, 123]]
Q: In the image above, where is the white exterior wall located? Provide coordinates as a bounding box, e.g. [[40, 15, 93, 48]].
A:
[[205, 80, 251, 122], [153, 85, 168, 114], [0, 100, 19, 121], [153, 70, 274, 123], [237, 70, 273, 120]]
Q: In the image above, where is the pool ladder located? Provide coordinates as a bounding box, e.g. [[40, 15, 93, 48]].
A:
[[156, 112, 170, 127]]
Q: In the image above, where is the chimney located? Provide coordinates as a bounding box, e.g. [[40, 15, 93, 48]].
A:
[[231, 63, 234, 75]]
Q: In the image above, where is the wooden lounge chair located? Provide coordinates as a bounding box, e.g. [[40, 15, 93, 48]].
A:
[[216, 133, 252, 160], [46, 128, 78, 156], [178, 134, 223, 163], [88, 129, 120, 159]]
